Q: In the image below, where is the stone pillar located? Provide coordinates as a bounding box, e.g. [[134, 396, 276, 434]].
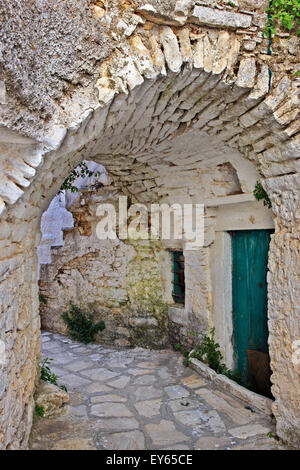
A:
[[266, 175, 300, 448], [0, 252, 41, 449], [184, 248, 212, 334]]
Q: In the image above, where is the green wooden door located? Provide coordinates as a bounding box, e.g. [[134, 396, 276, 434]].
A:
[[231, 230, 273, 390]]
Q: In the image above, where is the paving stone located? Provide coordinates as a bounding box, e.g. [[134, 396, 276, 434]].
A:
[[205, 410, 227, 434], [134, 386, 163, 401], [136, 361, 157, 369], [157, 367, 172, 380], [108, 376, 131, 389], [181, 374, 207, 389], [72, 405, 88, 418], [134, 399, 162, 418], [85, 383, 113, 394], [228, 424, 272, 440], [128, 368, 154, 376], [73, 347, 90, 353], [134, 375, 156, 385], [94, 417, 139, 431], [164, 385, 190, 399], [68, 391, 85, 406], [80, 368, 119, 381], [43, 343, 65, 353], [195, 388, 256, 425], [100, 430, 145, 450], [194, 436, 232, 450], [90, 394, 127, 403], [50, 366, 68, 377], [167, 397, 201, 412], [31, 333, 280, 451], [50, 353, 77, 364], [174, 409, 226, 434], [52, 438, 96, 450], [62, 374, 91, 388], [91, 402, 133, 418], [145, 420, 189, 447], [64, 360, 93, 372], [89, 354, 104, 361], [162, 445, 190, 450], [231, 437, 280, 450], [108, 359, 134, 368]]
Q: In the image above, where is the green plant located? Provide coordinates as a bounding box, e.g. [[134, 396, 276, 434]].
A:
[[35, 404, 45, 417], [183, 357, 190, 367], [182, 349, 189, 358], [245, 405, 255, 412], [39, 293, 48, 305], [266, 0, 300, 36], [62, 302, 105, 344], [59, 162, 100, 193], [40, 357, 58, 385], [175, 343, 182, 351], [267, 431, 275, 438], [182, 348, 190, 367], [40, 357, 67, 392], [191, 328, 240, 384], [253, 181, 272, 208]]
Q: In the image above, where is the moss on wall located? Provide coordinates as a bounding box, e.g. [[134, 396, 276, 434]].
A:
[[126, 239, 169, 348]]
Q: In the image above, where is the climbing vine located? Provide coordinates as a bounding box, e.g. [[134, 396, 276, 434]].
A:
[[253, 181, 272, 209], [59, 162, 100, 193], [266, 0, 300, 36]]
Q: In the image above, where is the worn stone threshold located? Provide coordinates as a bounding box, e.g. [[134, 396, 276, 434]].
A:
[[189, 356, 273, 416]]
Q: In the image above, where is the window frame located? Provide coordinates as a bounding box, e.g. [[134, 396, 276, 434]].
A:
[[172, 251, 185, 305]]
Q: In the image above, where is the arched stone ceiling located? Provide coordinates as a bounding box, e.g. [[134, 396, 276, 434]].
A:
[[0, 9, 299, 221]]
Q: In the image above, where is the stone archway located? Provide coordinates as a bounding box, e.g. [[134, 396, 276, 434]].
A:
[[0, 0, 299, 449]]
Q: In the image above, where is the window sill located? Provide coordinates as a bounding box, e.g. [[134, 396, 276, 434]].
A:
[[168, 305, 188, 326]]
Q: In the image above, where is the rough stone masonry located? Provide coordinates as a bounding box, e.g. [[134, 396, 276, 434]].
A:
[[0, 0, 299, 449]]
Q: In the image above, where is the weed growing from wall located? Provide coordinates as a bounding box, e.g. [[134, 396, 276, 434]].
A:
[[62, 302, 105, 344], [266, 0, 300, 36], [190, 328, 240, 383], [35, 405, 45, 417], [40, 357, 67, 392], [253, 181, 272, 208], [59, 162, 100, 193]]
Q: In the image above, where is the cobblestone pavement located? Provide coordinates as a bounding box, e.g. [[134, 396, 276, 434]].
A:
[[30, 332, 282, 450]]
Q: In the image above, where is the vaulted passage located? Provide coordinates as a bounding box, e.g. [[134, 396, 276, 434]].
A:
[[0, 0, 299, 449]]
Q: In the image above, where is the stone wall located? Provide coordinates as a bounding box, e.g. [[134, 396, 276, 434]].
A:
[[0, 0, 299, 450], [0, 255, 40, 449], [39, 184, 169, 349], [39, 161, 244, 351], [265, 174, 300, 449]]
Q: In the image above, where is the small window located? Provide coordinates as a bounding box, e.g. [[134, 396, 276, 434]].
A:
[[172, 251, 185, 305]]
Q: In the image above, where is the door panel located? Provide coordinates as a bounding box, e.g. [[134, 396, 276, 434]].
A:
[[231, 229, 273, 394]]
